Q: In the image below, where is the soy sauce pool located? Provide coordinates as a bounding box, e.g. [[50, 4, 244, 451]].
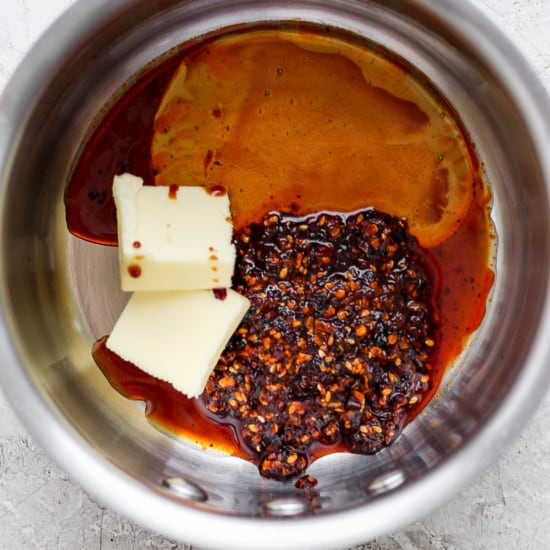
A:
[[67, 23, 494, 478]]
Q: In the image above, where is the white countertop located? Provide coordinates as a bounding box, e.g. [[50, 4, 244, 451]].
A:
[[1, 1, 550, 548]]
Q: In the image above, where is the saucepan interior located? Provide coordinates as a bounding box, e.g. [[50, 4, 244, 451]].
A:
[[1, 0, 550, 548]]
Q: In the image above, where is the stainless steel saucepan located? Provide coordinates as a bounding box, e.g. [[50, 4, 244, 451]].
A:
[[1, 1, 550, 548]]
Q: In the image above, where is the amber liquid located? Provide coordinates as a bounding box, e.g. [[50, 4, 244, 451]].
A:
[[67, 24, 494, 464]]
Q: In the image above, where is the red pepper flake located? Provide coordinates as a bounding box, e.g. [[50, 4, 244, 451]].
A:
[[132, 241, 141, 249], [295, 475, 318, 490], [128, 264, 142, 278], [213, 288, 228, 301]]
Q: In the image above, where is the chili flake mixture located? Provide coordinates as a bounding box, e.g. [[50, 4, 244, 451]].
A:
[[204, 208, 437, 479]]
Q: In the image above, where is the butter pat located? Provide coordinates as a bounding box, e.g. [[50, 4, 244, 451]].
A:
[[113, 173, 235, 291], [106, 289, 250, 397]]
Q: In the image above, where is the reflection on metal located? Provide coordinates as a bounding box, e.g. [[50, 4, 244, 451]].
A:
[[367, 469, 406, 495], [162, 476, 208, 503]]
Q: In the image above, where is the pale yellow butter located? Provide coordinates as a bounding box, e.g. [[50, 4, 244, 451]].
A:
[[113, 173, 235, 291], [106, 289, 250, 397]]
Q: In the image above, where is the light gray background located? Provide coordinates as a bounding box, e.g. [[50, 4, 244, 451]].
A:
[[1, 0, 550, 548]]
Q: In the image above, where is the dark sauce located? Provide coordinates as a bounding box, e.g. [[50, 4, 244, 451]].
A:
[[71, 25, 494, 477], [93, 336, 252, 459], [64, 55, 182, 245]]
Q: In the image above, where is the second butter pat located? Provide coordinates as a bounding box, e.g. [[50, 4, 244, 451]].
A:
[[106, 289, 250, 397], [113, 173, 236, 291]]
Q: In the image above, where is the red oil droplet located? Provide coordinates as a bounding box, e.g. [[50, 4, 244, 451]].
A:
[[128, 264, 142, 278], [168, 184, 179, 199], [206, 185, 227, 197], [133, 241, 142, 248]]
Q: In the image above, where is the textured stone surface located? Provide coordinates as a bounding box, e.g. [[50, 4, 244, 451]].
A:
[[1, 0, 550, 548]]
